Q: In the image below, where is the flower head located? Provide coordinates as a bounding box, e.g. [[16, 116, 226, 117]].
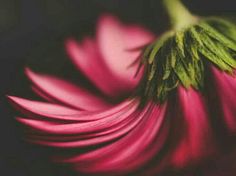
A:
[[8, 15, 163, 175], [138, 2, 236, 104], [7, 0, 236, 175]]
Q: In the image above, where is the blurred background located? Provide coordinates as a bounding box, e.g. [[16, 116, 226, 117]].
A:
[[0, 0, 235, 175]]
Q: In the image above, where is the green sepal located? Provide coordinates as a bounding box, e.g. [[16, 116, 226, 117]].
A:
[[137, 17, 236, 104]]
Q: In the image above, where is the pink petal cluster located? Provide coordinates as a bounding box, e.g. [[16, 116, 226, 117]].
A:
[[8, 15, 236, 175]]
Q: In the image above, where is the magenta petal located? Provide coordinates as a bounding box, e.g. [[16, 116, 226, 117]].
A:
[[56, 102, 169, 175], [25, 68, 111, 111], [65, 37, 127, 98], [31, 85, 56, 103], [13, 99, 139, 135], [96, 15, 155, 96], [171, 87, 215, 167], [212, 67, 236, 133], [9, 95, 136, 122], [8, 96, 79, 115], [66, 15, 155, 98], [26, 106, 141, 148], [11, 99, 143, 149], [7, 96, 85, 121]]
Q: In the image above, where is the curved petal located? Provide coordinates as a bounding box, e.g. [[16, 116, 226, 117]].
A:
[[9, 96, 151, 149], [211, 67, 236, 133], [8, 96, 80, 120], [97, 15, 155, 95], [11, 97, 138, 135], [31, 85, 56, 103], [13, 97, 170, 174], [66, 15, 155, 98], [25, 107, 141, 148], [15, 99, 139, 135], [55, 102, 169, 175], [65, 37, 127, 98], [171, 87, 215, 168], [9, 95, 138, 122], [25, 68, 111, 111]]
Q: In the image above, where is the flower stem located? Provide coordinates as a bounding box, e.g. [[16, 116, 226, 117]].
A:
[[162, 0, 198, 30]]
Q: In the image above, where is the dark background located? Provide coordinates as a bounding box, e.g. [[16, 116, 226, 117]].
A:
[[0, 0, 236, 175]]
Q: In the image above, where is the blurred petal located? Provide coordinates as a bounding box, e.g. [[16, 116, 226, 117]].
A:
[[25, 68, 111, 111], [171, 87, 215, 167], [66, 37, 126, 98], [97, 15, 154, 96], [56, 102, 169, 175], [31, 85, 56, 102], [8, 96, 78, 115], [212, 67, 236, 133], [9, 95, 137, 122], [15, 99, 139, 135], [66, 15, 154, 98], [24, 101, 141, 148], [8, 96, 83, 121]]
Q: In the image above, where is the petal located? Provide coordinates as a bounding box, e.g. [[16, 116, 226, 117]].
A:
[[8, 96, 79, 115], [66, 15, 155, 98], [13, 99, 144, 149], [7, 96, 83, 121], [171, 87, 215, 168], [26, 107, 141, 148], [211, 67, 236, 133], [97, 15, 154, 96], [8, 96, 136, 122], [57, 102, 169, 175], [14, 99, 139, 135], [25, 68, 111, 111], [65, 37, 126, 98], [31, 85, 56, 103]]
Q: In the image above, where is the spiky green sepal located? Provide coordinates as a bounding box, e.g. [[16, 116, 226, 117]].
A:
[[138, 17, 236, 104]]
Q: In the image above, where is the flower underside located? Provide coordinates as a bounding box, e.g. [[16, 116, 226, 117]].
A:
[[138, 17, 236, 104]]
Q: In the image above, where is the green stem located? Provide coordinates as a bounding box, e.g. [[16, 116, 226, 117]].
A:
[[162, 0, 198, 30]]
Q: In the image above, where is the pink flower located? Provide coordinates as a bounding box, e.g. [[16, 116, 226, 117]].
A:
[[8, 14, 236, 175]]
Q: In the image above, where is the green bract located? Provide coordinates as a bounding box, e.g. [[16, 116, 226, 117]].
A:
[[138, 17, 236, 104]]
